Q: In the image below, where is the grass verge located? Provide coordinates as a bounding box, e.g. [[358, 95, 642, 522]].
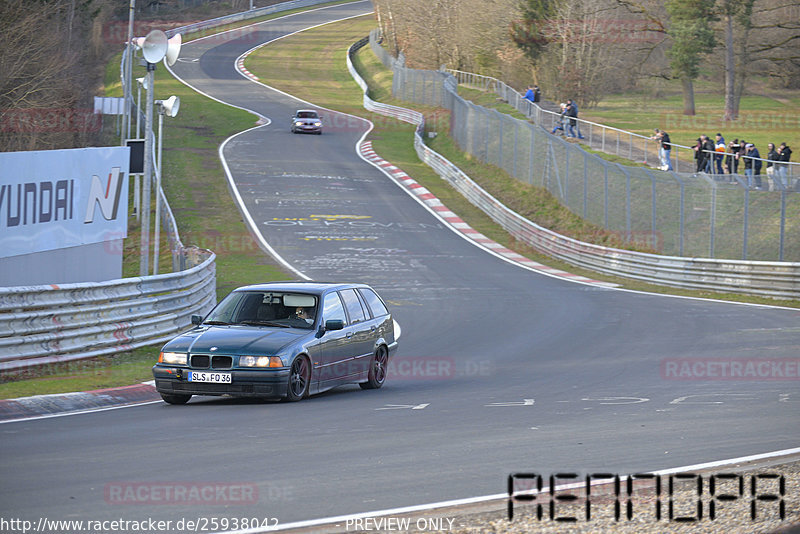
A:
[[578, 82, 800, 156], [0, 15, 297, 399], [245, 15, 800, 309], [4, 10, 797, 400]]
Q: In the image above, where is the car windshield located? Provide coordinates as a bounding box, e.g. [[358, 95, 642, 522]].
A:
[[296, 111, 318, 119], [205, 291, 318, 329]]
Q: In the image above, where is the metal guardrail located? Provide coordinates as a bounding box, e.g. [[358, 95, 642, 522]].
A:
[[163, 0, 340, 38], [351, 33, 800, 299], [392, 48, 798, 262], [1, 1, 359, 374], [0, 248, 216, 373]]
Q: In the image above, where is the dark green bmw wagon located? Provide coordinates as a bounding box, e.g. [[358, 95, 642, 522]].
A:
[[153, 282, 399, 404]]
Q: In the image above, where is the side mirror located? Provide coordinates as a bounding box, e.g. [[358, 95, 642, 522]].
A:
[[324, 319, 344, 331], [191, 315, 203, 325]]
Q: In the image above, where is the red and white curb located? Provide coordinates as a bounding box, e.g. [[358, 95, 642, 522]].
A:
[[236, 56, 259, 81], [359, 141, 618, 288]]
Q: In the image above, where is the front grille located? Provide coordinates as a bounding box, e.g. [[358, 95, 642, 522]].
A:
[[212, 355, 233, 369], [191, 355, 210, 368]]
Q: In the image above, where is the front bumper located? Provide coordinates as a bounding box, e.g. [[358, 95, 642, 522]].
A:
[[293, 123, 321, 133], [152, 365, 290, 398]]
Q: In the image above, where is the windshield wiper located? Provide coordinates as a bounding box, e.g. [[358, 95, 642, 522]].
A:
[[237, 320, 290, 327], [203, 320, 230, 325]]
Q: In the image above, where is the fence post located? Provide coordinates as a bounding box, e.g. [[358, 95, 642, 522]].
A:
[[583, 152, 588, 219], [742, 188, 749, 260], [528, 123, 536, 186], [496, 110, 504, 170], [513, 120, 519, 179], [710, 184, 717, 258], [780, 190, 786, 261], [674, 174, 685, 256], [604, 163, 609, 229]]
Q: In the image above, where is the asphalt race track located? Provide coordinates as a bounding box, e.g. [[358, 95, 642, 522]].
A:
[[1, 1, 799, 529]]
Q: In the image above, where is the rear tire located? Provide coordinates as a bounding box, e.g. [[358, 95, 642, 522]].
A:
[[360, 346, 388, 390], [285, 356, 310, 402], [160, 392, 191, 405]]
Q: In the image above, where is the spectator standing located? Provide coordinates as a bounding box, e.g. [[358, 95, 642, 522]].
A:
[[693, 138, 704, 172], [702, 135, 715, 174], [565, 99, 584, 139], [524, 85, 535, 102], [651, 129, 672, 171], [767, 143, 780, 188], [533, 85, 541, 103], [743, 143, 762, 188], [551, 103, 567, 135], [778, 143, 793, 188], [727, 139, 741, 176], [714, 133, 726, 175]]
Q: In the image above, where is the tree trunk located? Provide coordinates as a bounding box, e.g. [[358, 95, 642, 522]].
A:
[[681, 77, 695, 115], [733, 19, 751, 119], [723, 13, 737, 121]]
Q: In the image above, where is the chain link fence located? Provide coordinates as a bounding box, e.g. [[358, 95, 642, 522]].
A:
[[375, 32, 798, 262]]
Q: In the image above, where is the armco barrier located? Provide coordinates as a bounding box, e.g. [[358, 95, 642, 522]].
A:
[[0, 248, 216, 373], [163, 0, 341, 38], [0, 0, 342, 374], [350, 34, 800, 299]]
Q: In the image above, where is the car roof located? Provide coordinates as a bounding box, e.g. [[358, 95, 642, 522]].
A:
[[233, 281, 367, 294], [294, 109, 318, 114]]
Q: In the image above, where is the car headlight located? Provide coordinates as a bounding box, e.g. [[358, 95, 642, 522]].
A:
[[295, 121, 303, 126], [239, 356, 283, 368], [159, 352, 187, 365], [313, 122, 321, 126]]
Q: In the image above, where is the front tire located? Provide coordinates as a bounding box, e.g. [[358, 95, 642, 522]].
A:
[[360, 346, 388, 390], [160, 392, 191, 405], [285, 356, 310, 402]]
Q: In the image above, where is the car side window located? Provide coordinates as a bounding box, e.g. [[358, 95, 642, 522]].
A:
[[322, 292, 347, 324], [339, 289, 366, 324], [358, 288, 389, 317]]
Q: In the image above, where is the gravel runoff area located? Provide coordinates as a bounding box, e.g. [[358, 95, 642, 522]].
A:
[[298, 456, 800, 534]]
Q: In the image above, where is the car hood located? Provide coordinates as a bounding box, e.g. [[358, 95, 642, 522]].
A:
[[163, 325, 306, 355]]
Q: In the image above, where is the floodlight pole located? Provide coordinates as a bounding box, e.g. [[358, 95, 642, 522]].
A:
[[139, 63, 155, 276], [153, 106, 165, 275], [136, 80, 143, 138], [123, 0, 136, 144]]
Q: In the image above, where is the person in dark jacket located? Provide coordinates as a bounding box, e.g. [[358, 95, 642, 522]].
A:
[[565, 99, 584, 139], [743, 143, 762, 188], [725, 139, 742, 174], [727, 139, 741, 176], [777, 143, 793, 188], [702, 135, 715, 174], [694, 138, 704, 172], [767, 143, 780, 188]]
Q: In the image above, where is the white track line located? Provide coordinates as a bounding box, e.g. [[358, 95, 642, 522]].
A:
[[215, 447, 800, 533]]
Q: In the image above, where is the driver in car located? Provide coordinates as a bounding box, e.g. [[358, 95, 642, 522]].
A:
[[295, 307, 315, 324]]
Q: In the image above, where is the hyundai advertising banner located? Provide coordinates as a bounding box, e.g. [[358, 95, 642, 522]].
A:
[[0, 146, 129, 259]]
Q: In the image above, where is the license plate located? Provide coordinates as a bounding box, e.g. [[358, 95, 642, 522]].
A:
[[188, 371, 232, 383]]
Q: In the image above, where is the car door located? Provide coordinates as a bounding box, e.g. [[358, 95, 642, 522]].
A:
[[337, 288, 374, 379], [314, 291, 350, 390]]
